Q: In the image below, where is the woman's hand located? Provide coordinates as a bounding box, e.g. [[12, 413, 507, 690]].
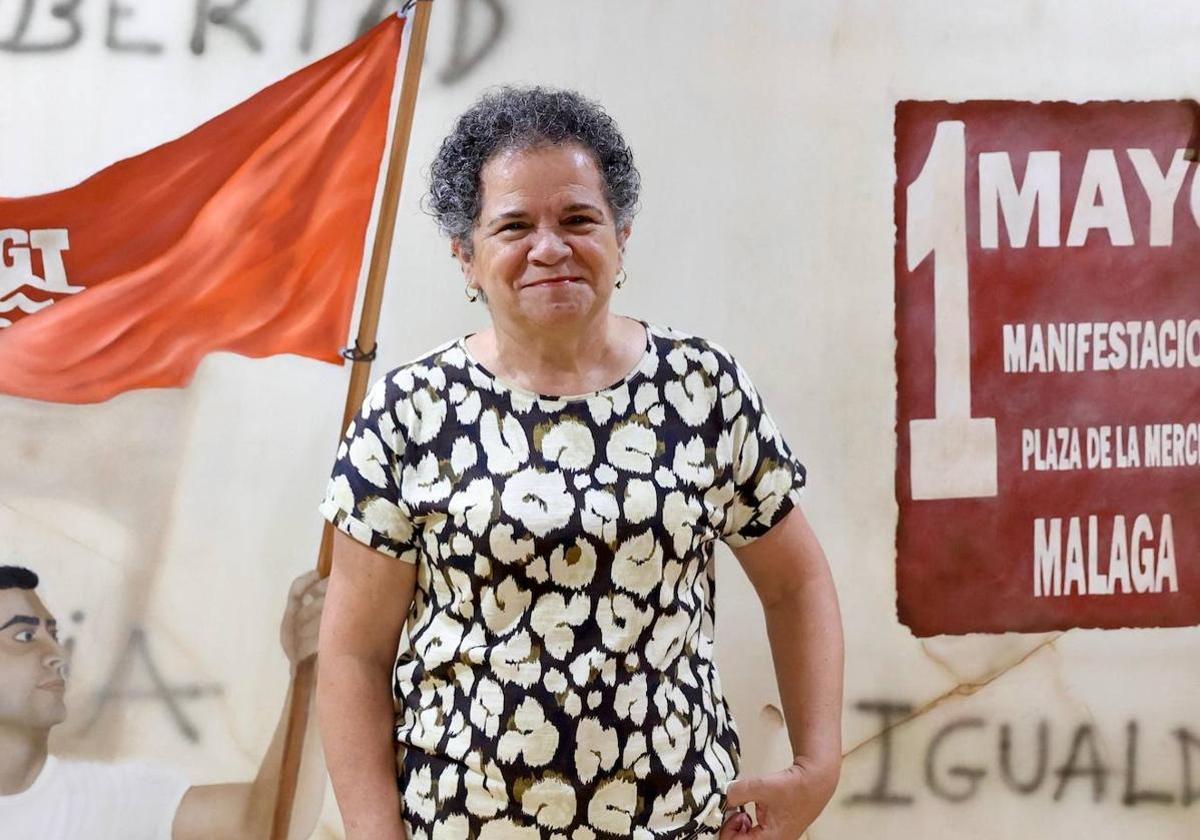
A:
[[724, 506, 844, 837], [718, 756, 840, 839]]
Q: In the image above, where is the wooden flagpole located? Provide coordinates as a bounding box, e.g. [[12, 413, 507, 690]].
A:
[[269, 2, 434, 837]]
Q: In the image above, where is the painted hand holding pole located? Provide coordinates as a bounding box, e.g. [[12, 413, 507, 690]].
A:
[[270, 3, 434, 838]]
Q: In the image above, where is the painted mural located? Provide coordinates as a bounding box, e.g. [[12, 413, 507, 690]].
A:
[[4, 2, 1200, 839], [896, 101, 1200, 634]]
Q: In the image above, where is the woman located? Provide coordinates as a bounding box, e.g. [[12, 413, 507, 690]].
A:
[[316, 86, 843, 840]]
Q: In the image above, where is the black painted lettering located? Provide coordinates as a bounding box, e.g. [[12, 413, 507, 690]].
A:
[[998, 720, 1049, 794], [355, 0, 393, 39], [61, 609, 85, 666], [925, 718, 986, 802], [106, 0, 163, 54], [1176, 727, 1200, 806], [191, 0, 262, 55], [1124, 720, 1174, 806], [84, 627, 222, 742], [1054, 724, 1110, 802], [300, 0, 319, 52], [440, 0, 506, 84], [845, 701, 915, 806], [0, 0, 83, 53]]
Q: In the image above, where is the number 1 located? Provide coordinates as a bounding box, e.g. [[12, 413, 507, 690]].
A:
[[906, 120, 998, 500]]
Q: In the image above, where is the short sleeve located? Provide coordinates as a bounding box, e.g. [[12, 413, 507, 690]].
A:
[[115, 762, 190, 840], [720, 352, 808, 548], [318, 375, 421, 564]]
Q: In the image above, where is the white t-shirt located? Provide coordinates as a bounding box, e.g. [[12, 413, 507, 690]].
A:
[[0, 755, 190, 840]]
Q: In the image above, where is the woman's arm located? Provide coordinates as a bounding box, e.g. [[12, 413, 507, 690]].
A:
[[317, 530, 418, 840], [723, 505, 844, 838]]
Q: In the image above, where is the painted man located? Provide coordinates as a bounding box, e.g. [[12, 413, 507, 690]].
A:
[[0, 564, 327, 839]]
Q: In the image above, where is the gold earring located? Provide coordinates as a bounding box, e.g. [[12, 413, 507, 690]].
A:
[[465, 284, 480, 302], [615, 268, 628, 289]]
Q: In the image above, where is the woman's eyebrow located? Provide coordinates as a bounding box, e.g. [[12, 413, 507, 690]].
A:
[[486, 209, 527, 225], [562, 203, 603, 214]]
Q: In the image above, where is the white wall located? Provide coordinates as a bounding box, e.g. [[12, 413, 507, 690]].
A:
[[3, 1, 1198, 836]]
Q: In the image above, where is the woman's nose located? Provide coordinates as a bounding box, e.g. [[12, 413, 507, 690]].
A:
[[527, 229, 570, 264]]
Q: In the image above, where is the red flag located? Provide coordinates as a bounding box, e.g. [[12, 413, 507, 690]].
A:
[[0, 16, 403, 404]]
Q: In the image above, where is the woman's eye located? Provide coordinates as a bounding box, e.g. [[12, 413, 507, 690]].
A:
[[499, 221, 527, 232], [14, 630, 34, 643], [565, 216, 596, 226]]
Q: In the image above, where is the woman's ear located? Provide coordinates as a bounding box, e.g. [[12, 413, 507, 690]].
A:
[[451, 237, 472, 272], [618, 225, 632, 250]]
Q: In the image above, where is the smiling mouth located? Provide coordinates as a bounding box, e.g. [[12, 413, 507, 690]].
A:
[[527, 276, 580, 288]]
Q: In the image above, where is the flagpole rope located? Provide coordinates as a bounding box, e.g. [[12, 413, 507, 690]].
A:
[[269, 3, 435, 838]]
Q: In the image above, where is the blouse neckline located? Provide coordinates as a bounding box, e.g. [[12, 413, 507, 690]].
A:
[[457, 318, 655, 403]]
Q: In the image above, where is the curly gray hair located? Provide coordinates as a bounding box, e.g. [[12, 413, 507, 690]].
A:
[[426, 86, 641, 258]]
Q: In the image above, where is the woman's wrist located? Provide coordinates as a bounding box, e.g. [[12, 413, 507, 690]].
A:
[[344, 815, 406, 840], [318, 653, 406, 840], [791, 749, 843, 801]]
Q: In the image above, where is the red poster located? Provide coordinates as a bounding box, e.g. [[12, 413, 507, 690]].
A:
[[896, 101, 1200, 635]]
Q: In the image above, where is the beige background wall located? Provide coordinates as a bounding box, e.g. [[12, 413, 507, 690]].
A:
[[2, 1, 1198, 836]]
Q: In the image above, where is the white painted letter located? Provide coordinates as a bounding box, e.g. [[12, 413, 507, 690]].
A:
[[1067, 150, 1134, 247], [906, 121, 998, 500], [1108, 515, 1131, 594], [1064, 517, 1086, 595], [28, 229, 78, 293], [1003, 324, 1028, 373], [979, 151, 1061, 248], [1156, 514, 1178, 593], [1128, 149, 1188, 247], [1131, 514, 1155, 593], [1034, 518, 1062, 597], [0, 229, 32, 275]]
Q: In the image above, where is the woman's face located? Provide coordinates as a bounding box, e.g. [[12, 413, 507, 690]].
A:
[[456, 142, 629, 328]]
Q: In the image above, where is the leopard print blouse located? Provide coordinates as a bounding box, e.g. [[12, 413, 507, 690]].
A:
[[319, 319, 807, 839]]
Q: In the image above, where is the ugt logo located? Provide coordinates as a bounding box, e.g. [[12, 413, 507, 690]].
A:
[[0, 228, 80, 328]]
